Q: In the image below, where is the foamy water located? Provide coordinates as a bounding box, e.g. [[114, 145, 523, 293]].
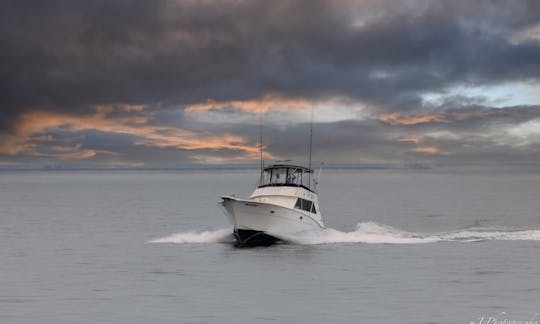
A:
[[148, 221, 540, 245], [148, 228, 233, 243]]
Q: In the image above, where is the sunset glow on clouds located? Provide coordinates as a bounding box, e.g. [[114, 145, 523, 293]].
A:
[[0, 107, 271, 165], [1, 0, 539, 168], [185, 94, 312, 114]]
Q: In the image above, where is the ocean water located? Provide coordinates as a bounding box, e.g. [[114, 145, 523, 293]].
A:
[[1, 169, 540, 324]]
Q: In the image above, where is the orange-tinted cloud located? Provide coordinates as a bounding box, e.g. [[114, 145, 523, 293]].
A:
[[412, 146, 440, 155], [185, 94, 312, 114], [0, 107, 274, 161], [379, 112, 449, 125], [379, 108, 525, 126], [397, 136, 420, 145], [398, 135, 442, 155], [514, 23, 540, 43], [32, 144, 118, 159]]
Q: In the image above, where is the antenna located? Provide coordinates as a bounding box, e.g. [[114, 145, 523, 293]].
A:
[[259, 105, 264, 173], [308, 103, 314, 170], [308, 103, 314, 187]]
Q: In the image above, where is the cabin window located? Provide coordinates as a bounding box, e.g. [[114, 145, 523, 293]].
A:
[[257, 165, 315, 192], [294, 198, 316, 213]]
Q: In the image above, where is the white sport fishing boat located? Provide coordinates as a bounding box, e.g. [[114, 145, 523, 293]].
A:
[[221, 163, 325, 246]]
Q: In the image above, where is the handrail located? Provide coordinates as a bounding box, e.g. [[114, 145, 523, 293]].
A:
[[257, 183, 315, 193]]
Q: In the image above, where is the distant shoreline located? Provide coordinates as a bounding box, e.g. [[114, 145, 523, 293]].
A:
[[0, 163, 429, 171], [1, 163, 540, 172]]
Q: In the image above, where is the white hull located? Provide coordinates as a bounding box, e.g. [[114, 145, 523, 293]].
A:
[[221, 196, 324, 243], [220, 163, 325, 246]]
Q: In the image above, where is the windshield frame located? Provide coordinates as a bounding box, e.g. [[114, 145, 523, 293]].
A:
[[257, 164, 315, 192]]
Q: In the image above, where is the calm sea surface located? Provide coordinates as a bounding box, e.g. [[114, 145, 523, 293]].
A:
[[1, 169, 540, 324]]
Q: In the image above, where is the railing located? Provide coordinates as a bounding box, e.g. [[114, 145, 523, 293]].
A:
[[257, 182, 315, 193]]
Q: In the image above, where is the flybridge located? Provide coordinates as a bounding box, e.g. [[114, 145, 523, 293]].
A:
[[257, 164, 317, 193]]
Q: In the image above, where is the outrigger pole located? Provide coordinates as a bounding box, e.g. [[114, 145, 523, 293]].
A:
[[259, 105, 264, 173], [308, 103, 314, 187]]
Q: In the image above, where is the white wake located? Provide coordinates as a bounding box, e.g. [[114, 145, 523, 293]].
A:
[[148, 228, 233, 244], [285, 222, 540, 245], [148, 222, 540, 245]]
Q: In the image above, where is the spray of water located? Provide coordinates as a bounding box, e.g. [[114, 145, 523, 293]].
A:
[[148, 222, 540, 245], [148, 228, 233, 244], [283, 222, 540, 245]]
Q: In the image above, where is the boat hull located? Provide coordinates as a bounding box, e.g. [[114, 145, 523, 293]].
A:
[[234, 229, 279, 247], [221, 196, 323, 246]]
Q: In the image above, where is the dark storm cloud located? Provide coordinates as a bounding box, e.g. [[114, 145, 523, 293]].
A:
[[1, 0, 540, 168], [2, 0, 540, 133]]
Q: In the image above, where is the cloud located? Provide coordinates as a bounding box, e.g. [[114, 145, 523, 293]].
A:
[[380, 112, 450, 126], [184, 95, 367, 126], [1, 0, 540, 167], [2, 102, 540, 167], [2, 1, 540, 118], [397, 136, 443, 155], [185, 94, 312, 114], [0, 106, 273, 165], [379, 106, 540, 126]]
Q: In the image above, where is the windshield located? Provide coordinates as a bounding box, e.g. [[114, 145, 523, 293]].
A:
[[258, 166, 313, 190]]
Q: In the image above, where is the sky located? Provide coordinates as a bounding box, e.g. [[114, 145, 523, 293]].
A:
[[1, 0, 540, 169]]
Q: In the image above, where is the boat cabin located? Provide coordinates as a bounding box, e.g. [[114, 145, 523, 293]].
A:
[[257, 164, 315, 192]]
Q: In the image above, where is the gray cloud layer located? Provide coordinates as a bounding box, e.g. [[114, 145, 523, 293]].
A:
[[1, 0, 540, 167]]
